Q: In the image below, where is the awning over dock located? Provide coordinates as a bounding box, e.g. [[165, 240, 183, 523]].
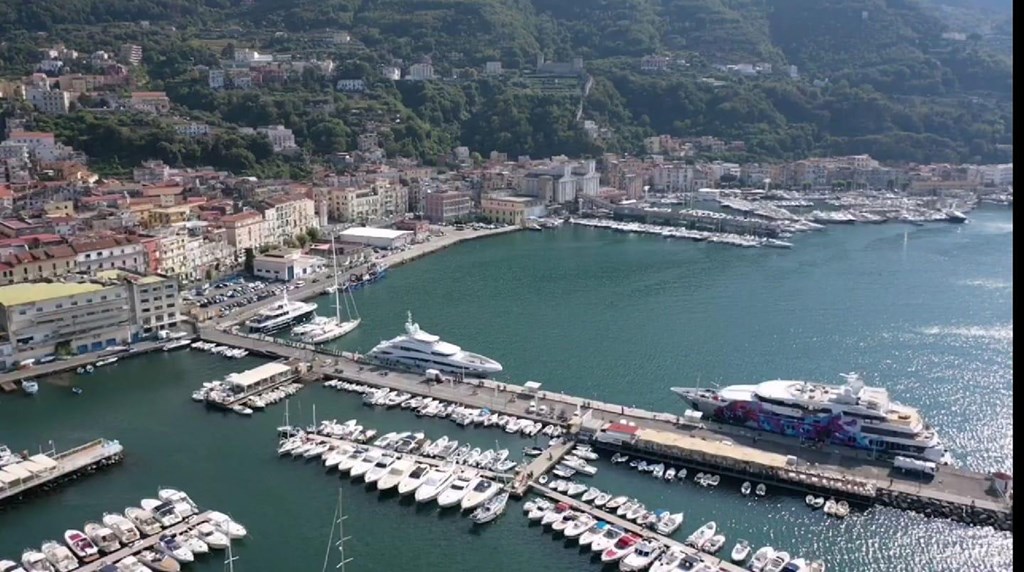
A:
[[27, 454, 58, 470], [636, 427, 789, 469], [0, 470, 20, 487], [1, 463, 33, 479]]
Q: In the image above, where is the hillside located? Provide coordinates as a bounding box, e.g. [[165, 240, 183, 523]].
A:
[[0, 0, 1013, 165]]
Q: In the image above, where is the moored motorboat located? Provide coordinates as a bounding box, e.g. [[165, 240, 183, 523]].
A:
[[175, 532, 209, 555], [619, 538, 663, 571], [470, 491, 510, 524], [581, 487, 601, 503], [526, 498, 553, 522], [377, 458, 415, 491], [156, 489, 199, 519], [592, 492, 612, 507], [20, 549, 54, 572], [140, 499, 181, 528], [702, 534, 726, 554], [436, 470, 476, 508], [461, 477, 500, 511], [194, 522, 229, 550], [605, 495, 629, 510], [414, 466, 455, 503], [541, 502, 572, 527], [648, 548, 686, 572], [123, 507, 161, 536], [83, 522, 121, 553], [0, 559, 25, 572], [685, 521, 716, 548], [748, 546, 775, 572], [780, 558, 810, 572], [207, 511, 247, 539], [590, 525, 626, 553], [114, 555, 148, 572], [63, 529, 98, 562], [40, 542, 77, 572], [363, 454, 397, 484], [136, 549, 180, 572], [763, 551, 792, 572], [755, 483, 767, 497], [563, 514, 597, 539], [731, 539, 751, 563], [551, 510, 581, 533], [654, 511, 684, 536], [600, 533, 641, 563], [577, 521, 609, 547], [155, 535, 193, 564]]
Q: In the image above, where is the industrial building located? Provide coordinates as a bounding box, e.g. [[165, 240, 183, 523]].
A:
[[337, 227, 413, 249], [253, 248, 325, 282]]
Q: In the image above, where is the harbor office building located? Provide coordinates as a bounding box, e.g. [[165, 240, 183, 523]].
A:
[[253, 248, 326, 282], [0, 272, 181, 368]]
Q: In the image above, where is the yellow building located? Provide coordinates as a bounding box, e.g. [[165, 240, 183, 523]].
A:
[[147, 205, 192, 228], [480, 196, 546, 226]]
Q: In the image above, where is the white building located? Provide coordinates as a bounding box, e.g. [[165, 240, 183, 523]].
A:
[[173, 121, 212, 138], [71, 235, 147, 275], [116, 271, 180, 338], [336, 79, 366, 92], [977, 163, 1013, 186], [36, 59, 64, 74], [338, 227, 412, 249], [0, 281, 132, 366], [406, 63, 435, 81], [3, 131, 78, 163], [208, 69, 225, 89], [381, 66, 401, 81], [257, 125, 297, 152], [253, 249, 325, 282], [26, 87, 71, 115], [261, 194, 319, 245], [484, 61, 502, 75]]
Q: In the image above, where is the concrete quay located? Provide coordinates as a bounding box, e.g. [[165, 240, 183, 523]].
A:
[[73, 511, 213, 572], [534, 485, 748, 572], [0, 340, 176, 391], [192, 329, 1012, 531], [0, 438, 124, 507]]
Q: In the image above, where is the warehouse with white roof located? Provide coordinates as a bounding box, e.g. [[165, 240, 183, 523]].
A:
[[338, 227, 413, 249]]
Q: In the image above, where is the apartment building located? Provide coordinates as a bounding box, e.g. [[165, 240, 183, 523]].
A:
[[257, 125, 297, 152], [0, 245, 77, 286], [114, 271, 180, 337], [26, 87, 71, 115], [221, 211, 266, 251], [261, 194, 318, 245], [71, 235, 146, 274], [424, 191, 472, 224], [481, 196, 546, 226], [129, 91, 171, 113], [324, 181, 407, 223]]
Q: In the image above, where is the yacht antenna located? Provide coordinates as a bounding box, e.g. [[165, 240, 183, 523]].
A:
[[223, 532, 238, 572], [321, 488, 353, 572]]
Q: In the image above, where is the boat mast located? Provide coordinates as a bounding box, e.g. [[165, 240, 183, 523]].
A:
[[331, 234, 341, 323], [223, 532, 238, 572], [321, 488, 353, 572]]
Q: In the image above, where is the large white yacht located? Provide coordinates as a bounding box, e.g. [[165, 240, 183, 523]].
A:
[[671, 373, 953, 464], [364, 312, 502, 377], [245, 291, 317, 334]]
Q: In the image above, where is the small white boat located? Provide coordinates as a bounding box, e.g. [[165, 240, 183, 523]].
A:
[[350, 449, 383, 479], [40, 541, 77, 572], [526, 499, 553, 521], [648, 548, 686, 572], [541, 502, 572, 526], [114, 555, 148, 572], [654, 512, 684, 536], [363, 454, 397, 484], [823, 498, 837, 516], [551, 510, 581, 533], [101, 513, 140, 544], [703, 534, 726, 554], [470, 491, 509, 524], [155, 535, 193, 564], [207, 511, 247, 539], [17, 550, 51, 572], [124, 507, 161, 536], [619, 538, 663, 571], [566, 482, 588, 497], [600, 533, 640, 563], [763, 551, 791, 572], [625, 503, 647, 521], [436, 471, 476, 508], [590, 525, 626, 554], [140, 499, 181, 528], [193, 522, 229, 550], [395, 463, 430, 495], [755, 483, 767, 497], [63, 529, 98, 562], [156, 489, 199, 519], [664, 467, 676, 482], [414, 467, 455, 503], [730, 539, 751, 563], [83, 522, 121, 553], [605, 495, 629, 510], [577, 521, 609, 547], [780, 558, 810, 572], [136, 549, 180, 572], [581, 487, 601, 503], [593, 492, 612, 507], [707, 474, 720, 487], [748, 547, 775, 572], [808, 560, 826, 572], [175, 532, 209, 555], [563, 514, 596, 539], [811, 497, 825, 509], [834, 501, 850, 518], [685, 521, 716, 548], [461, 477, 500, 511]]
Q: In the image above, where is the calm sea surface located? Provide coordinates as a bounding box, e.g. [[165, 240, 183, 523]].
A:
[[0, 206, 1012, 571]]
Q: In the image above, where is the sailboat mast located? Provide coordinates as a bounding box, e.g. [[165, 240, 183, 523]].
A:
[[321, 488, 353, 572], [331, 235, 341, 322]]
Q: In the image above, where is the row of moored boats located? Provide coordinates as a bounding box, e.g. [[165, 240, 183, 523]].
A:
[[327, 380, 566, 438], [3, 489, 246, 572], [192, 381, 302, 417], [188, 341, 248, 359]]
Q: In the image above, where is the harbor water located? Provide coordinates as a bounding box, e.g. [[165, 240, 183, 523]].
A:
[[0, 206, 1012, 571]]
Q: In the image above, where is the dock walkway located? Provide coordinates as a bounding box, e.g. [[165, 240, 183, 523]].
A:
[[512, 441, 575, 497], [0, 438, 124, 505], [0, 340, 175, 390], [74, 511, 212, 572], [533, 485, 747, 572]]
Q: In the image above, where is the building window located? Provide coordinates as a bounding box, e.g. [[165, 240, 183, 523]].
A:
[[101, 295, 107, 300], [55, 303, 63, 309]]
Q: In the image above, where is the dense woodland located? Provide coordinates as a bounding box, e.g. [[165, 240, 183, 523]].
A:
[[0, 0, 1013, 175]]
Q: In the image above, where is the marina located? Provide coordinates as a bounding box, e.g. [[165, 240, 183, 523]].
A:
[[0, 439, 124, 507], [0, 210, 1011, 572]]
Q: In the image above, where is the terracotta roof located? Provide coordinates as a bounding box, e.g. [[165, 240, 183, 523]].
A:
[[70, 234, 138, 253], [0, 244, 76, 268], [220, 211, 263, 224], [140, 186, 184, 196]]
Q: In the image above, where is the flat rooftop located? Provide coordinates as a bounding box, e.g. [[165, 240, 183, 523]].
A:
[[224, 362, 292, 389], [339, 227, 411, 240], [0, 282, 106, 307]]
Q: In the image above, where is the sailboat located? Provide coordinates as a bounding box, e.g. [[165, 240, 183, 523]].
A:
[[301, 235, 361, 345], [322, 489, 353, 572]]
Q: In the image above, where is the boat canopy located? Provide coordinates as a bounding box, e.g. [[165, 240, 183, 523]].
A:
[[0, 470, 20, 486], [2, 463, 33, 479]]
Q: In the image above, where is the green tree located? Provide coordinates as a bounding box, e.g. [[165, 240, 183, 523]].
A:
[[305, 227, 321, 242], [294, 233, 309, 248], [243, 247, 256, 275]]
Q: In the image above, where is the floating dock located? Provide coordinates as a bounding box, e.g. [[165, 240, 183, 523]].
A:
[[0, 438, 124, 507], [72, 511, 212, 572], [194, 327, 1012, 531]]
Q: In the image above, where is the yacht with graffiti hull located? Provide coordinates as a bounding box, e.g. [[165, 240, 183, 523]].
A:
[[363, 312, 503, 377], [671, 372, 952, 464]]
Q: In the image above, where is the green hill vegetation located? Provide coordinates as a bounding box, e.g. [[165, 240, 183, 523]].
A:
[[0, 0, 1013, 171]]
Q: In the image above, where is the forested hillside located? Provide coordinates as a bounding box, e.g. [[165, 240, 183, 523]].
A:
[[0, 0, 1013, 166]]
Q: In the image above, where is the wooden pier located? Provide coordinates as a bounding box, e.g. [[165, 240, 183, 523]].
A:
[[510, 440, 575, 497], [0, 438, 124, 506], [191, 328, 1016, 531], [73, 511, 213, 572], [533, 485, 748, 572]]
